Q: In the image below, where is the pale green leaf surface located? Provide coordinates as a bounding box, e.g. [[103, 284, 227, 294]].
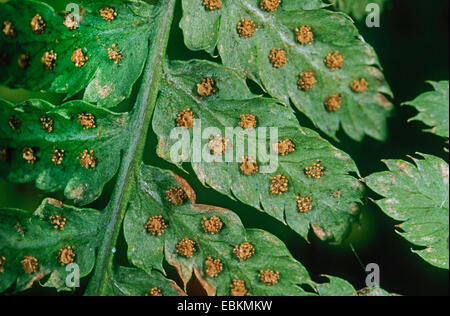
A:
[[365, 154, 449, 269], [180, 0, 393, 141], [153, 60, 365, 244], [403, 81, 449, 138], [0, 198, 103, 292], [0, 0, 156, 107], [0, 98, 129, 205]]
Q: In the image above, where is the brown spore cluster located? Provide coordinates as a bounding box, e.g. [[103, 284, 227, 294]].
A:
[[176, 108, 195, 129], [259, 270, 280, 285], [274, 138, 295, 156], [230, 279, 248, 296], [233, 241, 255, 261], [205, 257, 223, 277], [72, 48, 88, 67], [78, 149, 97, 169], [107, 44, 122, 64], [304, 162, 325, 179], [270, 174, 288, 195], [144, 215, 168, 236], [3, 21, 17, 38], [52, 149, 65, 166], [99, 7, 117, 21], [197, 78, 218, 97], [269, 48, 287, 68], [176, 237, 196, 258], [324, 94, 342, 112], [41, 50, 57, 70], [237, 18, 257, 38], [298, 72, 317, 91], [295, 26, 313, 44], [208, 135, 228, 155], [239, 113, 257, 129], [166, 186, 187, 206], [31, 14, 46, 34], [22, 256, 39, 274], [202, 0, 223, 11], [18, 53, 31, 69], [324, 51, 344, 71], [40, 116, 54, 133], [296, 196, 312, 213], [23, 147, 37, 165], [240, 156, 258, 176], [350, 78, 369, 93], [260, 0, 281, 12], [58, 246, 76, 266], [78, 112, 96, 130], [202, 215, 223, 234], [147, 287, 163, 296], [49, 214, 67, 230]]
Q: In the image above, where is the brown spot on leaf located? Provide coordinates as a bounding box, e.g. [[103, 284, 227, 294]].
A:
[[240, 156, 259, 176], [144, 215, 168, 236], [99, 7, 117, 21], [49, 214, 66, 231], [270, 174, 288, 195], [176, 237, 196, 258], [298, 72, 317, 91], [176, 108, 195, 129], [18, 53, 30, 69], [23, 147, 38, 165], [202, 216, 223, 234], [350, 78, 369, 93], [269, 48, 287, 68], [58, 246, 75, 266], [295, 26, 313, 44], [166, 186, 188, 206], [78, 149, 96, 169], [274, 138, 295, 156], [259, 270, 280, 285], [237, 18, 257, 38], [72, 48, 88, 67], [202, 0, 222, 10], [197, 78, 218, 97], [324, 94, 342, 112], [233, 241, 255, 261], [22, 256, 39, 274], [260, 0, 281, 12], [205, 257, 223, 278], [52, 149, 65, 165], [41, 50, 57, 70], [239, 113, 257, 129], [296, 196, 312, 213], [2, 21, 16, 38], [305, 162, 325, 179], [230, 279, 248, 296], [324, 51, 344, 71], [30, 14, 46, 34], [107, 44, 122, 64]]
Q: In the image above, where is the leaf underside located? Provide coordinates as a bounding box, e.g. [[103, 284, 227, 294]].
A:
[[0, 0, 156, 108], [180, 0, 393, 141], [403, 81, 449, 139], [153, 60, 365, 244], [0, 98, 129, 205], [365, 154, 449, 270]]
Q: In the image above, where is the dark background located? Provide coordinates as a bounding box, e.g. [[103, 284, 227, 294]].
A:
[[0, 0, 448, 296]]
